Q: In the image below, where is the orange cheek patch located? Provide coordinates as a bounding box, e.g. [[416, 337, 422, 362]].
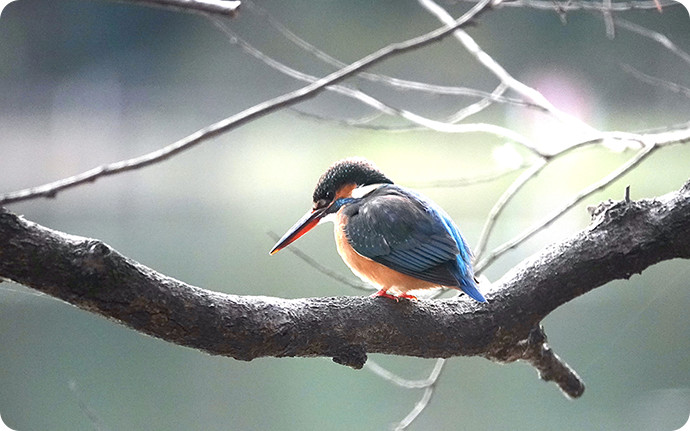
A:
[[334, 183, 357, 201]]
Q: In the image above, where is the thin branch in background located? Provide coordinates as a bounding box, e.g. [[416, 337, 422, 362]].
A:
[[371, 356, 447, 430], [474, 158, 547, 260], [475, 142, 657, 272], [475, 121, 690, 272], [288, 108, 420, 131], [364, 358, 445, 389], [333, 111, 386, 127], [404, 163, 530, 189], [0, 0, 493, 206], [393, 378, 443, 430], [417, 0, 600, 136], [602, 0, 615, 39], [298, 81, 510, 129], [266, 232, 373, 291], [614, 18, 690, 66], [455, 0, 677, 12], [446, 83, 509, 123], [242, 0, 540, 111], [211, 22, 542, 154], [472, 132, 646, 261], [114, 0, 240, 17], [621, 64, 690, 98], [68, 380, 108, 431], [394, 387, 434, 430], [649, 121, 690, 145], [275, 78, 513, 135]]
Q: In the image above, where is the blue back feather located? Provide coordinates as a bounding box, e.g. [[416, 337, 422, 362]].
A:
[[343, 185, 486, 302]]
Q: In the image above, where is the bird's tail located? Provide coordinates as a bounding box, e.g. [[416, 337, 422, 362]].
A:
[[458, 277, 487, 302], [452, 262, 487, 303]]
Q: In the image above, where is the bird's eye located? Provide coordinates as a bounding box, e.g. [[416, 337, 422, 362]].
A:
[[314, 198, 330, 209]]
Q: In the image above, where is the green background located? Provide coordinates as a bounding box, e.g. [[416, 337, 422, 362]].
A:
[[1, 1, 689, 430]]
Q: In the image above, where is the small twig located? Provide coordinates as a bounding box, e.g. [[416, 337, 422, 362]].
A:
[[473, 131, 646, 261], [474, 158, 548, 260], [517, 326, 585, 399], [365, 358, 445, 389], [614, 18, 690, 66], [621, 64, 690, 98], [476, 141, 658, 272], [266, 232, 372, 291], [404, 163, 530, 189], [456, 0, 677, 11], [68, 380, 108, 431], [601, 0, 616, 39], [446, 82, 510, 123], [472, 121, 690, 269], [212, 24, 541, 153], [417, 0, 600, 136], [242, 0, 538, 110], [113, 0, 240, 17], [394, 386, 436, 430], [625, 185, 631, 203], [391, 359, 446, 430], [0, 0, 493, 206]]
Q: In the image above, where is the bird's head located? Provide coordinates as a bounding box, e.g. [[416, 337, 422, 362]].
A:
[[269, 157, 393, 254]]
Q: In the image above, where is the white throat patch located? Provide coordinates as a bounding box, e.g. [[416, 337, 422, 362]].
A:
[[351, 183, 386, 199]]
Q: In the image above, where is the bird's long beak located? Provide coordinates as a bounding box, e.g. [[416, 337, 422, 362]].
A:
[[269, 206, 329, 255]]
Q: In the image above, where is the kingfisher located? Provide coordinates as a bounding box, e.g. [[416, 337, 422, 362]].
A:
[[269, 157, 486, 302]]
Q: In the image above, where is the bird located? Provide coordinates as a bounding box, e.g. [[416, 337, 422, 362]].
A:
[[269, 157, 486, 302]]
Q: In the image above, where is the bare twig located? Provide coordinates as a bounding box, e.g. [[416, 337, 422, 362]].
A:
[[211, 24, 540, 152], [474, 158, 548, 260], [266, 231, 372, 291], [242, 0, 538, 110], [452, 0, 677, 11], [365, 358, 445, 389], [293, 81, 511, 129], [417, 0, 599, 136], [602, 0, 615, 39], [405, 163, 531, 188], [621, 64, 690, 98], [475, 123, 690, 272], [392, 358, 446, 429], [113, 0, 240, 17], [476, 142, 656, 272], [0, 0, 493, 206], [472, 118, 690, 266], [394, 385, 437, 430], [446, 83, 510, 123], [473, 132, 641, 262], [614, 18, 690, 66]]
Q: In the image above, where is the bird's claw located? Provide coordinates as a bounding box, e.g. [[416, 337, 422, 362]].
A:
[[371, 289, 418, 301]]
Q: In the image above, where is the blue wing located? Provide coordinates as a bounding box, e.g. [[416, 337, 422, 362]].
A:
[[342, 185, 485, 302]]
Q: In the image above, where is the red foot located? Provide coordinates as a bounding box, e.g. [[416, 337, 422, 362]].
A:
[[370, 289, 418, 302], [398, 292, 419, 301]]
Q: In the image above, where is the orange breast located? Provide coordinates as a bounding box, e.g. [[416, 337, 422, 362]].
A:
[[334, 211, 439, 295]]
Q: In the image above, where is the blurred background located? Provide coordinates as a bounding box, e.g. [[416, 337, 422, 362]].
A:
[[1, 0, 689, 429]]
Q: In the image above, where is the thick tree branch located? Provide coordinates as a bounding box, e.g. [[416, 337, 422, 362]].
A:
[[0, 181, 689, 399]]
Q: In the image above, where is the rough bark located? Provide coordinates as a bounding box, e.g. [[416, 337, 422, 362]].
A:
[[0, 180, 688, 399]]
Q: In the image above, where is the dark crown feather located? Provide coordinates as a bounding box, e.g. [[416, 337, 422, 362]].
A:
[[312, 157, 393, 203]]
